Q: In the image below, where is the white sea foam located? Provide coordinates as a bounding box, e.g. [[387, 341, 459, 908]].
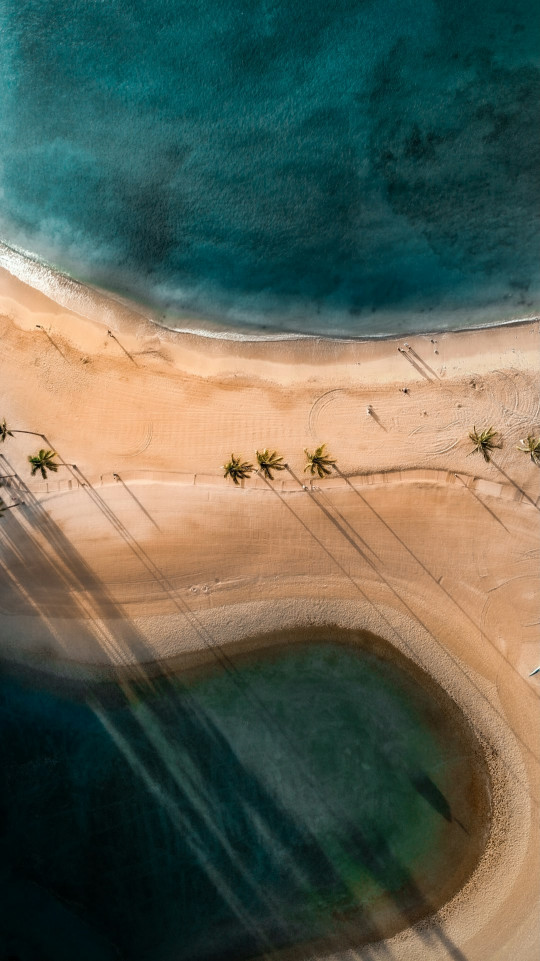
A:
[[1, 240, 537, 344]]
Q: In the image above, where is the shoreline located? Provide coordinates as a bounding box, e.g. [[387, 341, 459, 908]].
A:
[[1, 256, 538, 394], [1, 239, 538, 345], [0, 254, 539, 961]]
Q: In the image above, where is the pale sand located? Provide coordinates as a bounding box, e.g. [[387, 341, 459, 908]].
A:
[[0, 262, 539, 959]]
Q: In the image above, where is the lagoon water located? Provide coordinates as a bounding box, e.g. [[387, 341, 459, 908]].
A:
[[0, 0, 538, 336], [0, 640, 488, 960]]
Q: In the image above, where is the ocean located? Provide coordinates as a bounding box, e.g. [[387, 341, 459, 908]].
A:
[[0, 0, 538, 337]]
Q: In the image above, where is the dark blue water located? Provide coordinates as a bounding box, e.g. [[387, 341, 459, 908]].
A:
[[0, 641, 488, 960], [0, 0, 538, 335]]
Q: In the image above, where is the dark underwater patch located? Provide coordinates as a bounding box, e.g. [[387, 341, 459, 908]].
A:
[[0, 0, 538, 333]]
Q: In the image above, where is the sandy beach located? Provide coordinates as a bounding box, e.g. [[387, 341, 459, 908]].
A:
[[0, 262, 539, 960]]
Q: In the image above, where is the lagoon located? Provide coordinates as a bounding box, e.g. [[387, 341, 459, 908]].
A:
[[0, 636, 490, 960]]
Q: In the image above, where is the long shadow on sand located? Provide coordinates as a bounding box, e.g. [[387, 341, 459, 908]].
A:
[[328, 466, 539, 745], [258, 467, 540, 787], [0, 461, 475, 960], [491, 459, 540, 512]]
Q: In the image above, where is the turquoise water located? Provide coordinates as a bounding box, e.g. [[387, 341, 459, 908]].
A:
[[0, 641, 487, 960], [0, 0, 538, 336]]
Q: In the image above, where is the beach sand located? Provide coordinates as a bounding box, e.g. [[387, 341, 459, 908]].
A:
[[0, 262, 539, 960]]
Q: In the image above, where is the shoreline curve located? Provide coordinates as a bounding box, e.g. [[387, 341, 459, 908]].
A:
[[1, 239, 538, 344]]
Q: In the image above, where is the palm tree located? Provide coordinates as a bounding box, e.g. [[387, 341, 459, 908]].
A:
[[468, 426, 501, 463], [304, 444, 336, 478], [516, 435, 540, 465], [1, 418, 46, 441], [28, 449, 59, 479], [0, 419, 13, 443], [222, 454, 254, 486], [255, 448, 286, 480]]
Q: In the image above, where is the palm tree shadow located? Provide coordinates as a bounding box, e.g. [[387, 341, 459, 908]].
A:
[[0, 457, 484, 960], [408, 770, 452, 822], [107, 331, 138, 366], [452, 473, 509, 532], [0, 606, 401, 960], [0, 466, 464, 958], [0, 457, 154, 663], [286, 466, 380, 569], [490, 459, 540, 512], [256, 468, 365, 590], [345, 823, 468, 961], [102, 680, 394, 960], [331, 466, 540, 751], [36, 326, 66, 359], [307, 481, 382, 562], [259, 464, 540, 790], [113, 475, 160, 530]]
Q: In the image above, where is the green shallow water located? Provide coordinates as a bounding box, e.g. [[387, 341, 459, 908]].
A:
[[0, 637, 489, 960]]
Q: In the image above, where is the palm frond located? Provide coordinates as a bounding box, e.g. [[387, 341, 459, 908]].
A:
[[223, 454, 254, 485], [255, 448, 286, 480], [467, 426, 501, 463], [0, 419, 13, 443], [516, 435, 540, 465], [28, 449, 59, 479], [304, 444, 337, 477]]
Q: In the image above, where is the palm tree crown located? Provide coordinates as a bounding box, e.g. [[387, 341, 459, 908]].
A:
[[468, 426, 501, 463], [304, 444, 336, 478], [28, 449, 59, 480], [255, 448, 286, 480], [516, 435, 540, 465], [222, 454, 254, 486], [0, 419, 13, 443]]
